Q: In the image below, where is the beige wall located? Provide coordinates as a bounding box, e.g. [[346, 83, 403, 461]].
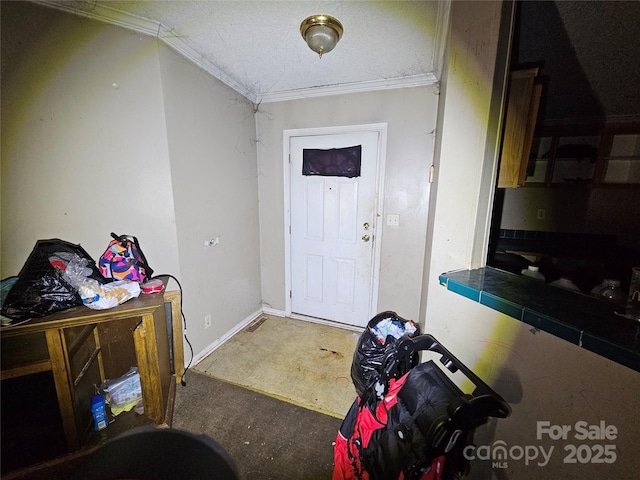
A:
[[501, 187, 640, 247], [256, 86, 438, 322], [426, 296, 640, 479], [0, 2, 263, 357], [1, 2, 180, 277], [158, 44, 262, 356], [424, 0, 506, 387], [422, 2, 640, 478]]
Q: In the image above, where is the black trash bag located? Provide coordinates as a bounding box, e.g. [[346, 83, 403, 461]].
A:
[[351, 311, 421, 403], [1, 239, 106, 321]]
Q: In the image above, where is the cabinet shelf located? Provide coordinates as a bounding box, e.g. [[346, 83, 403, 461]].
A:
[[72, 345, 101, 387], [67, 324, 96, 358], [0, 360, 52, 380], [521, 124, 640, 187]]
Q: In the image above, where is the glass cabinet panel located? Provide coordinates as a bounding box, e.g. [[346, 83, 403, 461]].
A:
[[551, 135, 599, 185], [524, 136, 552, 184], [602, 133, 640, 184]]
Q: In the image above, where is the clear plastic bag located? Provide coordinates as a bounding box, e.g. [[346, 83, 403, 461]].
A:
[[82, 280, 141, 310], [63, 255, 102, 303], [62, 255, 94, 287], [100, 367, 143, 415], [63, 255, 141, 310]]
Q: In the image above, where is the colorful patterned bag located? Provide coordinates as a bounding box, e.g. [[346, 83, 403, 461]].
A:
[[99, 233, 153, 282]]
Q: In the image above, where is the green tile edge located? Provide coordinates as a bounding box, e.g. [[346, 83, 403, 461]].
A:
[[447, 278, 481, 302], [480, 292, 523, 320], [439, 269, 640, 373]]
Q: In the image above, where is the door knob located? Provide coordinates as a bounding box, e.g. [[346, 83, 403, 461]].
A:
[[363, 222, 370, 230], [362, 234, 370, 242]]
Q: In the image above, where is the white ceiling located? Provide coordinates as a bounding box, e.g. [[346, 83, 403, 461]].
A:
[[37, 0, 449, 104], [34, 1, 639, 121]]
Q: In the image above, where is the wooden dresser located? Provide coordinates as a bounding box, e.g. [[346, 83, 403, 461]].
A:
[[1, 286, 184, 468]]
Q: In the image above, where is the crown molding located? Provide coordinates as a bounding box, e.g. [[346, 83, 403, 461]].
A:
[[256, 74, 438, 104], [33, 1, 160, 36], [157, 26, 256, 102]]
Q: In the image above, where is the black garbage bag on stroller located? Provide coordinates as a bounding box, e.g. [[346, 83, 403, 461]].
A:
[[333, 312, 511, 480]]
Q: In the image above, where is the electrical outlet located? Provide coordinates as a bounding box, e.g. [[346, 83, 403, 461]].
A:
[[386, 214, 400, 227], [204, 314, 212, 329]]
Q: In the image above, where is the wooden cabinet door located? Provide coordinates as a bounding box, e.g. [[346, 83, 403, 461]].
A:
[[498, 68, 541, 188]]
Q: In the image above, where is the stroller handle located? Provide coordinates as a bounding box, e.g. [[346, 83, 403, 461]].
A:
[[381, 334, 511, 419]]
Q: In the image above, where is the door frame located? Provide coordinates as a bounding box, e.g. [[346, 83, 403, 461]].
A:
[[283, 123, 388, 325]]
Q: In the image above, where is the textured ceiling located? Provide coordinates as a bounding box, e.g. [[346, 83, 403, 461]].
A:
[[34, 1, 640, 122], [39, 0, 448, 103]]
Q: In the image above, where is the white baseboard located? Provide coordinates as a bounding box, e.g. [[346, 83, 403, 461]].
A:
[[190, 308, 263, 367], [261, 305, 286, 318]]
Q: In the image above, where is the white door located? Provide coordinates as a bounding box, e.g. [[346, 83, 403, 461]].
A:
[[290, 130, 380, 327]]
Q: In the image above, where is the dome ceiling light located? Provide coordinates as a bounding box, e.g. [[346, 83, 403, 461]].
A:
[[300, 14, 344, 59]]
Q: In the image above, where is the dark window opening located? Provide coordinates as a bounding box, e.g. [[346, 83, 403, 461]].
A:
[[302, 145, 362, 177]]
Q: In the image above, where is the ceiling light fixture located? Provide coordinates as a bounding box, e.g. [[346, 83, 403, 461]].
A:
[[300, 14, 343, 59]]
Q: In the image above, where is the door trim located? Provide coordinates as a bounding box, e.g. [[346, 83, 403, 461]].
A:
[[283, 123, 388, 325]]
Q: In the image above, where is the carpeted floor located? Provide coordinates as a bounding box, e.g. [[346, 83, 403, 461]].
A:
[[174, 316, 362, 478], [172, 370, 344, 480], [2, 317, 359, 480]]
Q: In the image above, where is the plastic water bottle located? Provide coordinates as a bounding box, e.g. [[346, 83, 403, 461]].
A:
[[91, 394, 109, 431], [521, 265, 545, 282], [595, 279, 626, 305]]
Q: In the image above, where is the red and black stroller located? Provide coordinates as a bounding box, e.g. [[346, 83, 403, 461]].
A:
[[333, 312, 511, 480]]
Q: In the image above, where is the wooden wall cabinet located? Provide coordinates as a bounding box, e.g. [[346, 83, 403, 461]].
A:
[[523, 124, 640, 187], [498, 68, 542, 188]]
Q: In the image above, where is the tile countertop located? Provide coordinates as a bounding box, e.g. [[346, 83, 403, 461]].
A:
[[439, 267, 640, 373]]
